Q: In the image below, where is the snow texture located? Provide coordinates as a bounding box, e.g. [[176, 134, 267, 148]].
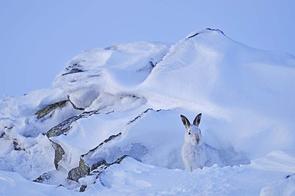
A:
[[1, 28, 295, 195]]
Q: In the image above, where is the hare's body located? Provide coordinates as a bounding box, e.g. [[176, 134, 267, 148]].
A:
[[180, 113, 222, 171], [182, 142, 222, 171], [181, 142, 206, 170]]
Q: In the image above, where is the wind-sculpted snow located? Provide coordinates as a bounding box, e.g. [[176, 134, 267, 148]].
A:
[[0, 28, 295, 195]]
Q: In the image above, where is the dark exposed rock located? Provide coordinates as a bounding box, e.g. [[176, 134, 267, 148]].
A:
[[68, 168, 87, 182], [79, 108, 158, 173], [68, 159, 90, 182], [66, 63, 80, 70], [68, 155, 128, 183], [286, 174, 295, 179], [87, 74, 101, 78], [38, 96, 101, 137], [127, 108, 157, 125], [48, 102, 154, 183], [90, 159, 108, 171], [3, 125, 13, 130], [105, 110, 114, 114], [104, 45, 117, 50], [75, 155, 127, 192], [111, 154, 128, 165], [67, 95, 85, 111], [46, 115, 80, 138], [45, 94, 144, 138], [62, 60, 86, 76], [33, 172, 51, 183], [92, 155, 129, 187], [68, 107, 152, 182], [35, 100, 68, 119], [186, 32, 201, 39], [206, 28, 225, 35], [50, 140, 65, 169], [186, 28, 225, 39], [0, 125, 13, 138], [67, 132, 125, 182], [136, 60, 156, 73], [93, 155, 128, 172], [62, 68, 84, 76], [13, 139, 24, 151], [35, 95, 87, 121], [82, 132, 122, 158], [79, 185, 87, 192], [45, 108, 102, 138]]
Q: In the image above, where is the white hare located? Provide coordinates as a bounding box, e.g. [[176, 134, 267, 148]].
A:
[[180, 113, 222, 171]]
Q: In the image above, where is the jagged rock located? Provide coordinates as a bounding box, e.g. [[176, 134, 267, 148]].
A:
[[127, 108, 160, 125], [74, 108, 157, 181], [13, 139, 24, 151], [35, 100, 68, 119], [186, 27, 225, 39], [62, 60, 85, 76], [62, 68, 84, 76], [82, 132, 122, 157], [45, 94, 144, 138], [67, 95, 85, 111], [67, 132, 124, 182], [50, 140, 65, 169], [91, 155, 128, 179], [136, 60, 156, 73], [48, 107, 156, 184], [68, 159, 90, 182], [79, 185, 87, 192], [46, 115, 80, 138], [94, 155, 128, 172], [46, 102, 154, 183], [45, 109, 101, 138], [0, 125, 13, 138], [111, 154, 128, 165], [286, 174, 295, 179], [35, 96, 86, 122], [33, 172, 51, 183], [69, 155, 128, 184]]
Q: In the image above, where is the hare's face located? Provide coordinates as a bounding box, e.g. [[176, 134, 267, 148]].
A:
[[180, 113, 202, 145], [186, 125, 202, 145]]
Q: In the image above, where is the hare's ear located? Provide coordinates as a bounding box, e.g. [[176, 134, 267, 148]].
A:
[[180, 115, 190, 129], [193, 113, 202, 127]]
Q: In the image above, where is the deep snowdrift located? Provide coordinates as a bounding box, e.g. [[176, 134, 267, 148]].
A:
[[1, 28, 295, 195]]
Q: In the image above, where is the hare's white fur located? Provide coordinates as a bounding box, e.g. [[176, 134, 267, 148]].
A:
[[180, 113, 222, 171]]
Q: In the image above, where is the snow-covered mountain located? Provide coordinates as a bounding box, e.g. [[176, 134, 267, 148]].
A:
[[1, 28, 295, 195]]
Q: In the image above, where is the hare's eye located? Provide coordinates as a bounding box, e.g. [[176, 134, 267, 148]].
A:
[[188, 132, 191, 135]]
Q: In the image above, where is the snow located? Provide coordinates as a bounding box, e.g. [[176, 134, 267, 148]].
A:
[[1, 155, 294, 196], [1, 28, 295, 195], [141, 29, 295, 159]]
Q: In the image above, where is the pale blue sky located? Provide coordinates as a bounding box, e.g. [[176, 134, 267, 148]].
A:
[[1, 0, 294, 97]]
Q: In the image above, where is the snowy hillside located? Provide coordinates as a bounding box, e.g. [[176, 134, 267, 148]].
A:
[[1, 28, 295, 195]]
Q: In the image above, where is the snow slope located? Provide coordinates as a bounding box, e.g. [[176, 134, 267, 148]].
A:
[[1, 28, 295, 195]]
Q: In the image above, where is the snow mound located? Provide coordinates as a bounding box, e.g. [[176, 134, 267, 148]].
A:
[[1, 28, 295, 195]]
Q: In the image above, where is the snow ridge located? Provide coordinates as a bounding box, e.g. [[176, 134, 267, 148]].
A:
[[1, 28, 295, 195]]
